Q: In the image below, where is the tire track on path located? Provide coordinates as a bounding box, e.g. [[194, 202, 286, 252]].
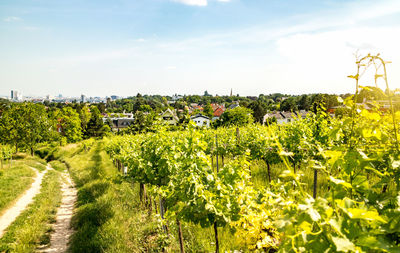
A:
[[39, 171, 77, 253]]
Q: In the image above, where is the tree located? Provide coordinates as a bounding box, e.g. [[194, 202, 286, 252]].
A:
[[356, 86, 386, 103], [217, 107, 254, 126], [0, 103, 54, 155], [0, 103, 25, 152], [248, 100, 267, 123], [59, 107, 82, 142], [85, 106, 108, 138], [96, 103, 106, 113], [203, 103, 214, 118], [78, 105, 91, 132], [127, 111, 156, 134], [298, 95, 311, 110], [280, 97, 298, 112], [139, 104, 153, 112]]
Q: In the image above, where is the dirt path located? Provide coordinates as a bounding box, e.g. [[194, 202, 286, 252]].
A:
[[0, 167, 48, 238], [40, 171, 77, 253]]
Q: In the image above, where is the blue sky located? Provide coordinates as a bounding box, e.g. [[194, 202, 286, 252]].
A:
[[1, 0, 400, 97]]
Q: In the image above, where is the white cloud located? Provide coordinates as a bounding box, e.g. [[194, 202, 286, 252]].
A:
[[274, 26, 400, 93], [4, 16, 22, 22], [173, 0, 207, 6]]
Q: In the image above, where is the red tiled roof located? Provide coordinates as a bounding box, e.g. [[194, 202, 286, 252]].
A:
[[213, 107, 225, 117]]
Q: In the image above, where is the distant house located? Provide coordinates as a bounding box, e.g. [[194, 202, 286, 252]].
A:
[[211, 103, 224, 111], [160, 108, 179, 125], [172, 94, 183, 101], [112, 118, 135, 131], [102, 111, 135, 131], [213, 107, 225, 117], [191, 114, 210, 128], [211, 104, 225, 121], [228, 102, 240, 110], [263, 110, 309, 125], [102, 117, 135, 131]]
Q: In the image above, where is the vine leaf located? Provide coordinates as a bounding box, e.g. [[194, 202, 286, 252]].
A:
[[332, 236, 356, 252]]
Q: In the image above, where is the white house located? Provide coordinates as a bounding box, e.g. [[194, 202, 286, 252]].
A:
[[263, 111, 309, 125], [190, 114, 210, 128]]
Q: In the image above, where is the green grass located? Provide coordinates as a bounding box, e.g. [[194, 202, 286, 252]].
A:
[[0, 169, 62, 252], [48, 160, 68, 172], [0, 164, 35, 214], [23, 159, 47, 172]]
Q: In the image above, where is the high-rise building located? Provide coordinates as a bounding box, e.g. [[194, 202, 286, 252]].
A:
[[10, 90, 22, 101], [81, 94, 86, 103]]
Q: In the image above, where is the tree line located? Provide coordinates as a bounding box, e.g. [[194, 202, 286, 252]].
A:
[[0, 102, 109, 154], [1, 87, 398, 153]]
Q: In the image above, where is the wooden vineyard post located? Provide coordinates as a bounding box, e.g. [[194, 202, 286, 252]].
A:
[[236, 127, 240, 146], [266, 161, 271, 184], [214, 221, 219, 253], [313, 169, 317, 198], [159, 196, 168, 234], [177, 218, 185, 253]]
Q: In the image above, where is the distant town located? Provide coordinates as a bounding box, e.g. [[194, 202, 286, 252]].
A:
[[2, 86, 398, 132], [5, 90, 112, 104]]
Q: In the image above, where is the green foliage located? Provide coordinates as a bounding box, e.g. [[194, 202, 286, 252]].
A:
[[58, 107, 83, 142], [203, 103, 214, 118], [127, 111, 157, 134], [216, 107, 254, 127], [105, 99, 400, 251], [280, 96, 298, 112], [247, 100, 268, 123], [84, 106, 109, 138], [0, 103, 56, 153]]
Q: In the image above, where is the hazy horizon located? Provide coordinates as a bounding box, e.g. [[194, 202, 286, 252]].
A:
[[1, 0, 400, 97]]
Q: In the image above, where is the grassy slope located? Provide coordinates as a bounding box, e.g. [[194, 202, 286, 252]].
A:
[[0, 163, 35, 214], [48, 160, 68, 172], [0, 169, 62, 252], [59, 142, 166, 252]]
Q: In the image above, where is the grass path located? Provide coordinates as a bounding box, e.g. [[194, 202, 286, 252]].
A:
[[0, 166, 48, 237], [39, 171, 77, 253]]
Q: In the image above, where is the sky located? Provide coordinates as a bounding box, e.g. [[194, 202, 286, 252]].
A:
[[1, 0, 400, 97]]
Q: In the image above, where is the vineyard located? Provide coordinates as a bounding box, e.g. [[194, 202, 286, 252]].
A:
[[104, 94, 400, 252], [0, 55, 399, 252]]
